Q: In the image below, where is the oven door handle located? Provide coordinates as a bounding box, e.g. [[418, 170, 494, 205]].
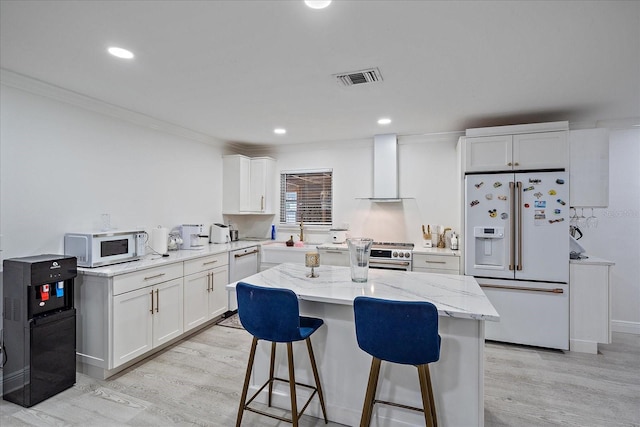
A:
[[370, 260, 411, 267]]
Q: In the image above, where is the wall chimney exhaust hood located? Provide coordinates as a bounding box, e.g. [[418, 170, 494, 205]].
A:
[[358, 133, 412, 202]]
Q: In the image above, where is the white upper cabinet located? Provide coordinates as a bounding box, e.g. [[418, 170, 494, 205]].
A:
[[223, 155, 276, 214], [569, 128, 609, 207], [512, 131, 568, 170], [464, 135, 513, 171], [249, 157, 276, 213], [465, 131, 568, 172]]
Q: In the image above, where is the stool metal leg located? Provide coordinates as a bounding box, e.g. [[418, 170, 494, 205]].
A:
[[360, 357, 382, 427], [424, 364, 437, 427], [306, 337, 328, 423], [417, 364, 437, 427], [268, 342, 277, 407], [286, 342, 299, 427], [236, 336, 258, 427]]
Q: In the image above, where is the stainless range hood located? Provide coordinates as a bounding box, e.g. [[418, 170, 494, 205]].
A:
[[359, 133, 410, 202]]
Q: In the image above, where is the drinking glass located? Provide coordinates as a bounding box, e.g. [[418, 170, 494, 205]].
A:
[[586, 208, 598, 228], [569, 208, 578, 226], [577, 208, 587, 228], [347, 238, 373, 283]]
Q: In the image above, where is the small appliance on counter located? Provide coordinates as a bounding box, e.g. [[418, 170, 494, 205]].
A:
[[167, 230, 182, 251], [64, 229, 146, 267], [179, 224, 206, 250], [229, 223, 239, 241], [570, 235, 587, 259], [150, 226, 169, 255], [210, 223, 230, 244], [329, 228, 348, 244]]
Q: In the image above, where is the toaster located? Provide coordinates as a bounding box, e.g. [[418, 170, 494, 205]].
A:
[[210, 223, 230, 244]]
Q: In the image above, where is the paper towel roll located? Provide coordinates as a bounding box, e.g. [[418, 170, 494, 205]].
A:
[[151, 226, 168, 255]]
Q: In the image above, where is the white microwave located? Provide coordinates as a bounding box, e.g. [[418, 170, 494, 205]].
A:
[[64, 230, 146, 267]]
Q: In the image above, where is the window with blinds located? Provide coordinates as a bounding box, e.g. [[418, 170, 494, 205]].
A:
[[280, 170, 333, 225]]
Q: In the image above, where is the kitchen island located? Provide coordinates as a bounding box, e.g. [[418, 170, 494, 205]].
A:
[[227, 263, 499, 427]]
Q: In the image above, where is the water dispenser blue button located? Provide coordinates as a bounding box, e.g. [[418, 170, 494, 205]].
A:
[[56, 281, 64, 298]]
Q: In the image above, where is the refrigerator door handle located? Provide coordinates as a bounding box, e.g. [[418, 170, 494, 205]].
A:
[[509, 181, 516, 271], [516, 181, 523, 271]]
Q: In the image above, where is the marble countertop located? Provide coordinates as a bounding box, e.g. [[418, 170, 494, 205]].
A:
[[317, 244, 461, 257], [570, 255, 615, 266], [413, 247, 461, 256], [227, 263, 499, 322], [78, 240, 267, 277]]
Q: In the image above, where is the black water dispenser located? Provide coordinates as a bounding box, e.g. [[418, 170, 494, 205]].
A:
[[2, 254, 77, 407]]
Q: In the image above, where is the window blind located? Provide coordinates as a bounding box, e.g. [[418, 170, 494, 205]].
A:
[[280, 170, 333, 224]]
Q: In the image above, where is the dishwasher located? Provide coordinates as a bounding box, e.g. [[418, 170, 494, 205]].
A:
[[228, 246, 259, 311]]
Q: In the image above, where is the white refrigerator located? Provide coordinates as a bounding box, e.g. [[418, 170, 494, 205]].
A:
[[464, 171, 570, 350]]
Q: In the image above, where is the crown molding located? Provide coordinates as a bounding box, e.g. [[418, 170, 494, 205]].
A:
[[0, 68, 225, 147]]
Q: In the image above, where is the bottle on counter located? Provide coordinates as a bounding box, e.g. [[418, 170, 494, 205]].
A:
[[271, 224, 277, 240]]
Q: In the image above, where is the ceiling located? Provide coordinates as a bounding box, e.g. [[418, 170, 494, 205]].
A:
[[1, 1, 638, 146]]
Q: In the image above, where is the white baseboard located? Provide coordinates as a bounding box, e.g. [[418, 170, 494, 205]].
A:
[[570, 339, 598, 354], [611, 320, 640, 335]]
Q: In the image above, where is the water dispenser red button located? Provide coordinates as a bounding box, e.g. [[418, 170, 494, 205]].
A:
[[40, 284, 50, 301]]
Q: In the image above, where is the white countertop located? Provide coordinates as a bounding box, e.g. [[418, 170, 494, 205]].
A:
[[570, 255, 615, 266], [227, 263, 499, 322], [413, 247, 461, 256], [317, 244, 461, 257], [78, 240, 267, 277]]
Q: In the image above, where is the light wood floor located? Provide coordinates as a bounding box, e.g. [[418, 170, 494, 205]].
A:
[[1, 324, 638, 426]]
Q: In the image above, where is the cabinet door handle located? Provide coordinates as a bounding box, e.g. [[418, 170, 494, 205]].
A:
[[323, 250, 344, 254], [517, 181, 523, 271], [144, 273, 165, 281], [424, 260, 446, 264], [261, 195, 265, 211], [150, 289, 154, 314], [155, 289, 159, 313], [507, 162, 513, 166], [202, 260, 218, 266], [207, 272, 212, 292], [234, 249, 259, 258], [514, 162, 519, 166]]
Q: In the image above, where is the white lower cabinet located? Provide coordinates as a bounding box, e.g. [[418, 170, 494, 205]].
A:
[[76, 252, 230, 379], [112, 278, 184, 367], [318, 248, 349, 266], [412, 252, 460, 274], [184, 266, 229, 331], [570, 262, 612, 353], [183, 253, 229, 332]]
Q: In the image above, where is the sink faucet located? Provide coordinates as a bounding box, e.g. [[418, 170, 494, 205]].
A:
[[299, 219, 304, 242]]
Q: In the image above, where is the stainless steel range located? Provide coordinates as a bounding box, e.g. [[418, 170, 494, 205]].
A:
[[369, 242, 414, 271]]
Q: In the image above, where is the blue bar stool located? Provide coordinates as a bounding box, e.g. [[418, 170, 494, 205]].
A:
[[235, 282, 328, 427], [353, 296, 441, 427]]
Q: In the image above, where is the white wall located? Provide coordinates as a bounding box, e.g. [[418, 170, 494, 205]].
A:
[[263, 133, 462, 246], [0, 85, 225, 260], [575, 129, 640, 333], [2, 81, 637, 334]]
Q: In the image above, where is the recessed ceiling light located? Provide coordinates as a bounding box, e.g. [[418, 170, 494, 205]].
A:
[[274, 128, 287, 135], [107, 46, 134, 59], [377, 118, 392, 125], [305, 0, 332, 9]]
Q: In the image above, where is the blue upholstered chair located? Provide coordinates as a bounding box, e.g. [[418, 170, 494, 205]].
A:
[[235, 282, 328, 427], [353, 296, 441, 427]]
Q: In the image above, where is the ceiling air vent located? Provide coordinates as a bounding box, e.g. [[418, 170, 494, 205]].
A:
[[334, 67, 383, 87]]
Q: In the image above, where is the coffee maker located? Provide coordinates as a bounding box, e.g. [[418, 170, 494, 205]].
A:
[[179, 224, 206, 250]]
